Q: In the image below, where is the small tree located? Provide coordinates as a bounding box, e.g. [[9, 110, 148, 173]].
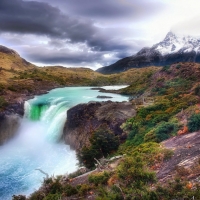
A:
[[77, 125, 120, 168], [188, 113, 200, 132]]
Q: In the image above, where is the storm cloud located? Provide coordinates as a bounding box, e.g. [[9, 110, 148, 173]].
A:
[[0, 0, 96, 41], [0, 0, 199, 69]]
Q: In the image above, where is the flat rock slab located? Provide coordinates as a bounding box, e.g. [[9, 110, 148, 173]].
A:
[[157, 132, 200, 182]]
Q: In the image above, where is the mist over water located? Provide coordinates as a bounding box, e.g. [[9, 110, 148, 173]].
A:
[[0, 86, 128, 199]]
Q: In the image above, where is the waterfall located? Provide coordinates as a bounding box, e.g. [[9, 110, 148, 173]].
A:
[[25, 100, 68, 142], [0, 86, 129, 200]]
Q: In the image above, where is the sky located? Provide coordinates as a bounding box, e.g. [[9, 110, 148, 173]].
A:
[[0, 0, 200, 70]]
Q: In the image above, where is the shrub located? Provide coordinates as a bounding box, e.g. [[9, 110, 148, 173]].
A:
[[96, 186, 123, 200], [48, 179, 63, 194], [154, 122, 177, 142], [144, 122, 177, 143], [77, 125, 120, 168], [162, 65, 170, 72], [117, 156, 156, 188], [144, 130, 157, 142], [77, 184, 92, 196], [188, 113, 200, 132], [88, 172, 110, 186], [63, 184, 78, 196], [127, 123, 139, 140]]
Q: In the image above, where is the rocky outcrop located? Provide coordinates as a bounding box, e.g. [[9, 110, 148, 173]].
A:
[[63, 101, 136, 150], [157, 132, 200, 183], [96, 95, 113, 99], [0, 102, 24, 145]]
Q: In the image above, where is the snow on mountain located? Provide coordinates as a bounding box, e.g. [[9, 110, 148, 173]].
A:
[[153, 32, 200, 55], [97, 31, 200, 74]]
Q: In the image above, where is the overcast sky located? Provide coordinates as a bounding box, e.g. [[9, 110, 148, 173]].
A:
[[0, 0, 200, 70]]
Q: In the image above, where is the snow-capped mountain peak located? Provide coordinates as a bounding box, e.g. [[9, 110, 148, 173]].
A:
[[153, 31, 200, 55], [97, 31, 200, 74]]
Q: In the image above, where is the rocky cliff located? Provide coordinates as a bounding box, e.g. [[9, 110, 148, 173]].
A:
[[63, 101, 136, 150], [0, 102, 24, 145]]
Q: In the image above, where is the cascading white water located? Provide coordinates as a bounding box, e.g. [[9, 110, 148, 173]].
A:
[[0, 86, 128, 199]]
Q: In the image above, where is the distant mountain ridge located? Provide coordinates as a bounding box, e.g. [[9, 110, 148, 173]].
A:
[[97, 32, 200, 74]]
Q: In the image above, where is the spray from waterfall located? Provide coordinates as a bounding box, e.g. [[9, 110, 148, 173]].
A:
[[25, 99, 69, 142]]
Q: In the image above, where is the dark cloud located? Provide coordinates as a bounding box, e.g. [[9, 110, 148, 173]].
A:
[[0, 0, 136, 53], [0, 0, 169, 69], [0, 0, 96, 42], [23, 46, 104, 66], [37, 0, 166, 21]]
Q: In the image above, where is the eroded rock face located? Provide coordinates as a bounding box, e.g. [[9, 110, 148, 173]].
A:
[[63, 101, 135, 150], [0, 102, 24, 145], [0, 113, 21, 145]]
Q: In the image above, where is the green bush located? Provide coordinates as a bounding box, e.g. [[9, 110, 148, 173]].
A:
[[127, 123, 139, 140], [63, 184, 78, 196], [154, 122, 177, 142], [144, 122, 177, 143], [77, 125, 120, 168], [117, 156, 156, 188], [88, 171, 110, 186], [48, 180, 63, 194], [188, 113, 200, 132], [162, 65, 170, 72], [96, 186, 123, 200], [144, 130, 157, 142], [77, 184, 92, 196]]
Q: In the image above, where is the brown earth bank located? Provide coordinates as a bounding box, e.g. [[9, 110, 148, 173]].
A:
[[63, 101, 136, 150]]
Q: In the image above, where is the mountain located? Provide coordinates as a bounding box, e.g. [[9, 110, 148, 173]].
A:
[[97, 32, 200, 74], [0, 45, 36, 71]]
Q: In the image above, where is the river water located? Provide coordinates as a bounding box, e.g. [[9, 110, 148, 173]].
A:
[[0, 86, 128, 199]]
